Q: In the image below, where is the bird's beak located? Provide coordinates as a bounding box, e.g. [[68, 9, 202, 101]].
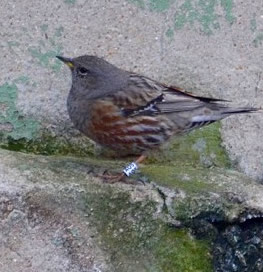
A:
[[56, 56, 74, 69]]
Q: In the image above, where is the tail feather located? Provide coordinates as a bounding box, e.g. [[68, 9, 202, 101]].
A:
[[221, 107, 260, 115], [188, 106, 260, 132]]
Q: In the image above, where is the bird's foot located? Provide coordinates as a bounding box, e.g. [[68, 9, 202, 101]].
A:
[[93, 155, 147, 184], [98, 171, 125, 183], [96, 170, 144, 185]]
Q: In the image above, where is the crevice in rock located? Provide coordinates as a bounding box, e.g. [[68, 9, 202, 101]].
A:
[[152, 182, 263, 272], [213, 216, 263, 271]]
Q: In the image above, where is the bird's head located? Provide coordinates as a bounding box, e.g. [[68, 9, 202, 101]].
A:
[[57, 55, 128, 99]]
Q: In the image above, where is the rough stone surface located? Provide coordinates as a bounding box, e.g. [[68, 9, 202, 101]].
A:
[[0, 149, 212, 272], [0, 0, 263, 180], [2, 149, 263, 271], [1, 2, 263, 270]]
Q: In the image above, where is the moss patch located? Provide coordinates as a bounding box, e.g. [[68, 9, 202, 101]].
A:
[[0, 79, 95, 157], [128, 0, 236, 35], [173, 0, 235, 34], [128, 0, 176, 11], [0, 82, 40, 141], [84, 187, 213, 272], [141, 162, 247, 226], [64, 0, 76, 4], [155, 228, 212, 272], [253, 32, 263, 47], [0, 132, 95, 157], [250, 14, 257, 33], [28, 25, 64, 72], [148, 0, 175, 12], [147, 123, 230, 169], [142, 164, 217, 193]]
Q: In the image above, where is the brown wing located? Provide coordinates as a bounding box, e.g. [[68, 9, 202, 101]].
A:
[[112, 73, 223, 117], [110, 73, 257, 132]]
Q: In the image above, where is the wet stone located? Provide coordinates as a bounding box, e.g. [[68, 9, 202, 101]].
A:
[[214, 219, 263, 272]]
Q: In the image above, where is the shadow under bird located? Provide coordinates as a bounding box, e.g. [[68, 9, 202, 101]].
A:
[[57, 55, 259, 180]]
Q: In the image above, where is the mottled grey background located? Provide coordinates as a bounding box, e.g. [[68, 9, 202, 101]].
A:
[[1, 0, 263, 179]]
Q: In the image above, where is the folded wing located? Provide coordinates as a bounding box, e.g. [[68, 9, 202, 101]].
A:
[[119, 74, 258, 131]]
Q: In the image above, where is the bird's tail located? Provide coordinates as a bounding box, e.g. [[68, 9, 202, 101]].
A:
[[187, 105, 260, 132], [220, 106, 260, 115], [191, 106, 260, 123]]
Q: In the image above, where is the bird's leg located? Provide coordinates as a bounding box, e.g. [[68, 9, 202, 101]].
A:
[[122, 154, 146, 177], [98, 154, 146, 183]]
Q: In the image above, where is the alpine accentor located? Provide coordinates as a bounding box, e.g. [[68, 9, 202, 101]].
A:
[[57, 55, 258, 178]]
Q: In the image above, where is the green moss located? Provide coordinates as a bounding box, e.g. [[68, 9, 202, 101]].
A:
[[173, 0, 236, 34], [220, 0, 235, 24], [85, 189, 157, 270], [7, 41, 20, 47], [0, 77, 95, 157], [40, 24, 48, 32], [172, 195, 225, 223], [250, 14, 257, 33], [84, 187, 212, 272], [142, 164, 217, 193], [28, 25, 64, 72], [148, 123, 230, 169], [172, 192, 244, 226], [0, 80, 93, 156], [0, 83, 40, 141], [155, 228, 212, 272], [141, 162, 240, 224], [55, 26, 64, 37], [127, 0, 145, 9], [64, 0, 76, 4], [253, 32, 263, 47], [13, 76, 30, 84], [0, 133, 95, 157], [29, 47, 63, 71], [128, 0, 176, 13], [165, 27, 174, 38], [149, 0, 175, 12]]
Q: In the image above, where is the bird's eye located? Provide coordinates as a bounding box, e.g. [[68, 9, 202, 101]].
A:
[[78, 67, 89, 76]]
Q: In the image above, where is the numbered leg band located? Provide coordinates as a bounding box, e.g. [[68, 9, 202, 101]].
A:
[[123, 162, 138, 177]]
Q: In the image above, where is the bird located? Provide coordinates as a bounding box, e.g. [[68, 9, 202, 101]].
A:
[[56, 55, 259, 180]]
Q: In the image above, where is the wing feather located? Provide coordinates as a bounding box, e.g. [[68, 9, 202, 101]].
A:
[[111, 73, 257, 126], [120, 74, 224, 117]]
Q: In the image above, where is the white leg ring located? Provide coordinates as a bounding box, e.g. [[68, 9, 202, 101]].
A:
[[123, 162, 138, 177]]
